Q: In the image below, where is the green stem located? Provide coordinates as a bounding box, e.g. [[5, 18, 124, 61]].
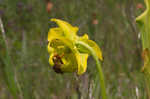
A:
[[76, 41, 107, 99]]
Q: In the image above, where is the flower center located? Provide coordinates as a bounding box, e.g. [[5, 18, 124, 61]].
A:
[[52, 53, 64, 74]]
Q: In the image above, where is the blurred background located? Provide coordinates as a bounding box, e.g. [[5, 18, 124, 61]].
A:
[[0, 0, 147, 99]]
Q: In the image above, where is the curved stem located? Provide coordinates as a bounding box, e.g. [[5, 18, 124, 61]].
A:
[[76, 41, 107, 99]]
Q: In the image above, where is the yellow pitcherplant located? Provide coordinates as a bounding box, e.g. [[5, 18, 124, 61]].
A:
[[47, 18, 103, 75]]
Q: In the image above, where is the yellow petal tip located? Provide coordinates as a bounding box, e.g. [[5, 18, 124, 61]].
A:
[[50, 18, 55, 21]]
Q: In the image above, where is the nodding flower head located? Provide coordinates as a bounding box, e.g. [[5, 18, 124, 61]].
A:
[[47, 18, 103, 75]]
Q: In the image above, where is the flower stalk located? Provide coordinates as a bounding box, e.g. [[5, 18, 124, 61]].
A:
[[76, 41, 107, 99]]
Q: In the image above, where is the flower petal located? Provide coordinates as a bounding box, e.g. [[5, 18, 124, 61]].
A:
[[48, 27, 64, 42], [51, 18, 79, 40], [80, 34, 89, 39], [77, 53, 89, 75], [49, 53, 54, 66], [79, 34, 103, 61], [47, 42, 54, 54]]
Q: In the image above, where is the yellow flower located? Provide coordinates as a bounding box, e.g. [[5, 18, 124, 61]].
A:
[[47, 18, 103, 75]]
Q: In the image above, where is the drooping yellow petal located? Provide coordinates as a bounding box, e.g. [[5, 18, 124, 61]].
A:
[[80, 34, 89, 40], [47, 42, 54, 54], [51, 18, 79, 40], [49, 53, 54, 66], [77, 53, 89, 75], [79, 34, 103, 61], [48, 27, 64, 42]]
